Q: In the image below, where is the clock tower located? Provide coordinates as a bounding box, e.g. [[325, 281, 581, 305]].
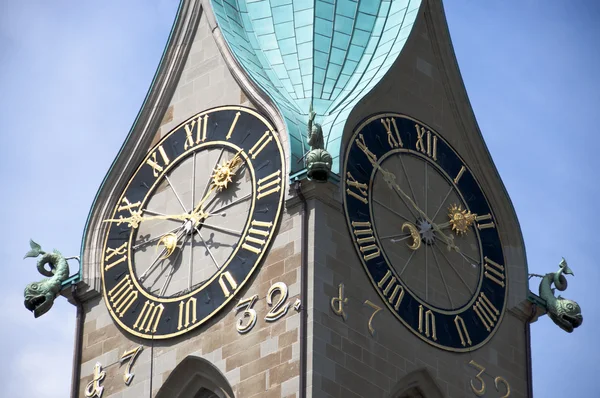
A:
[[54, 1, 560, 397]]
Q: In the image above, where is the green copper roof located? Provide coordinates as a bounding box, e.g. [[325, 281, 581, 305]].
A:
[[211, 0, 421, 174]]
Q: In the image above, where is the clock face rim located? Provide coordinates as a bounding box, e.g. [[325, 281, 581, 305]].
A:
[[342, 112, 508, 352], [100, 105, 285, 339], [369, 148, 485, 314]]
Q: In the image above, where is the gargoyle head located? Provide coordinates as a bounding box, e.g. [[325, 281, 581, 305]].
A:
[[24, 281, 55, 318], [549, 296, 583, 333]]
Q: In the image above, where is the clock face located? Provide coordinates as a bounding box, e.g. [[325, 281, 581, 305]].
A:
[[101, 106, 285, 339], [342, 113, 507, 351]]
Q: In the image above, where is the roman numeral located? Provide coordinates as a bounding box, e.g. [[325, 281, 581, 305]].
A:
[[473, 292, 499, 332], [104, 242, 128, 271], [184, 115, 208, 149], [454, 315, 472, 347], [118, 197, 141, 216], [108, 275, 137, 318], [355, 133, 377, 162], [345, 172, 368, 204], [256, 170, 281, 200], [484, 256, 505, 287], [415, 124, 437, 160], [226, 111, 241, 140], [218, 271, 238, 298], [249, 131, 273, 159], [242, 220, 272, 254], [352, 221, 380, 261], [146, 145, 170, 177], [454, 166, 466, 184], [377, 270, 405, 311], [178, 297, 198, 330], [418, 305, 437, 341], [133, 300, 164, 333], [476, 214, 495, 230], [381, 117, 403, 148]]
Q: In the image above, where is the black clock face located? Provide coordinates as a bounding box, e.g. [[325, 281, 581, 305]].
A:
[[342, 113, 507, 351], [101, 106, 285, 339]]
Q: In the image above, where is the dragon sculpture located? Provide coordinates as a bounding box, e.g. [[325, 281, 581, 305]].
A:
[[305, 104, 332, 182], [533, 258, 583, 333], [23, 240, 71, 318]]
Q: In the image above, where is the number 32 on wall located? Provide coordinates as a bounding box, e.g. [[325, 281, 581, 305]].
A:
[[469, 360, 510, 398]]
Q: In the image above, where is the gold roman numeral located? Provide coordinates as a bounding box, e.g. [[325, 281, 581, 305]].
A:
[[454, 166, 466, 184], [418, 305, 437, 341], [108, 275, 137, 318], [256, 170, 281, 200], [415, 124, 437, 160], [218, 271, 238, 298], [249, 131, 273, 159], [118, 197, 141, 216], [377, 270, 405, 311], [484, 257, 505, 287], [381, 117, 403, 148], [454, 315, 472, 347], [345, 172, 368, 204], [242, 220, 272, 254], [146, 145, 170, 177], [133, 300, 164, 333], [476, 214, 495, 230], [226, 111, 241, 140], [355, 133, 377, 162], [184, 114, 208, 149], [473, 292, 499, 332], [178, 297, 197, 330], [352, 221, 380, 261], [104, 242, 128, 271]]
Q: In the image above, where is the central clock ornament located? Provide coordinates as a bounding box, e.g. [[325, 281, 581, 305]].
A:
[[100, 106, 285, 339], [342, 113, 507, 351]]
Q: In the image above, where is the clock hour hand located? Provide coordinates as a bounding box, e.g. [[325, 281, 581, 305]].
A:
[[103, 212, 193, 228]]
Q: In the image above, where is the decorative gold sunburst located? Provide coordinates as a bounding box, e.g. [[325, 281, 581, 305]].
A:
[[211, 153, 243, 191], [448, 204, 476, 235]]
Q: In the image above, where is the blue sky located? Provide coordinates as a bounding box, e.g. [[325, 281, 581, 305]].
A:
[[0, 1, 598, 397]]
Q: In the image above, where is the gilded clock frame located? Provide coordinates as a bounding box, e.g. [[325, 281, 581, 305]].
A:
[[100, 106, 285, 339], [342, 112, 508, 352]]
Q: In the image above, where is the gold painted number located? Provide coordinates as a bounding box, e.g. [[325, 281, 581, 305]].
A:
[[476, 213, 495, 230], [235, 294, 258, 334], [133, 301, 164, 333], [146, 145, 171, 177], [454, 315, 472, 347], [415, 124, 437, 160], [108, 275, 137, 317], [364, 300, 383, 336], [377, 270, 405, 311], [265, 282, 290, 322], [346, 172, 368, 204], [484, 256, 505, 287], [495, 376, 511, 398], [120, 346, 143, 385], [355, 133, 377, 162], [178, 297, 198, 331], [418, 304, 437, 341], [352, 221, 381, 261], [381, 117, 403, 148], [118, 197, 141, 216], [257, 170, 282, 200], [468, 360, 486, 396], [242, 220, 272, 254], [104, 242, 128, 271], [473, 292, 499, 332], [226, 111, 241, 140], [249, 131, 273, 159], [218, 271, 238, 298], [184, 114, 208, 149]]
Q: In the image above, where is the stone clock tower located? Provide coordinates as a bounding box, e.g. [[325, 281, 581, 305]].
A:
[[59, 1, 542, 397]]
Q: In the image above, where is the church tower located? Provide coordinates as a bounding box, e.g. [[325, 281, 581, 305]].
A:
[[28, 1, 577, 397]]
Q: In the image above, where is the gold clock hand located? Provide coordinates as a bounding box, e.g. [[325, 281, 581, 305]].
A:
[[103, 212, 193, 228], [356, 138, 458, 251]]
